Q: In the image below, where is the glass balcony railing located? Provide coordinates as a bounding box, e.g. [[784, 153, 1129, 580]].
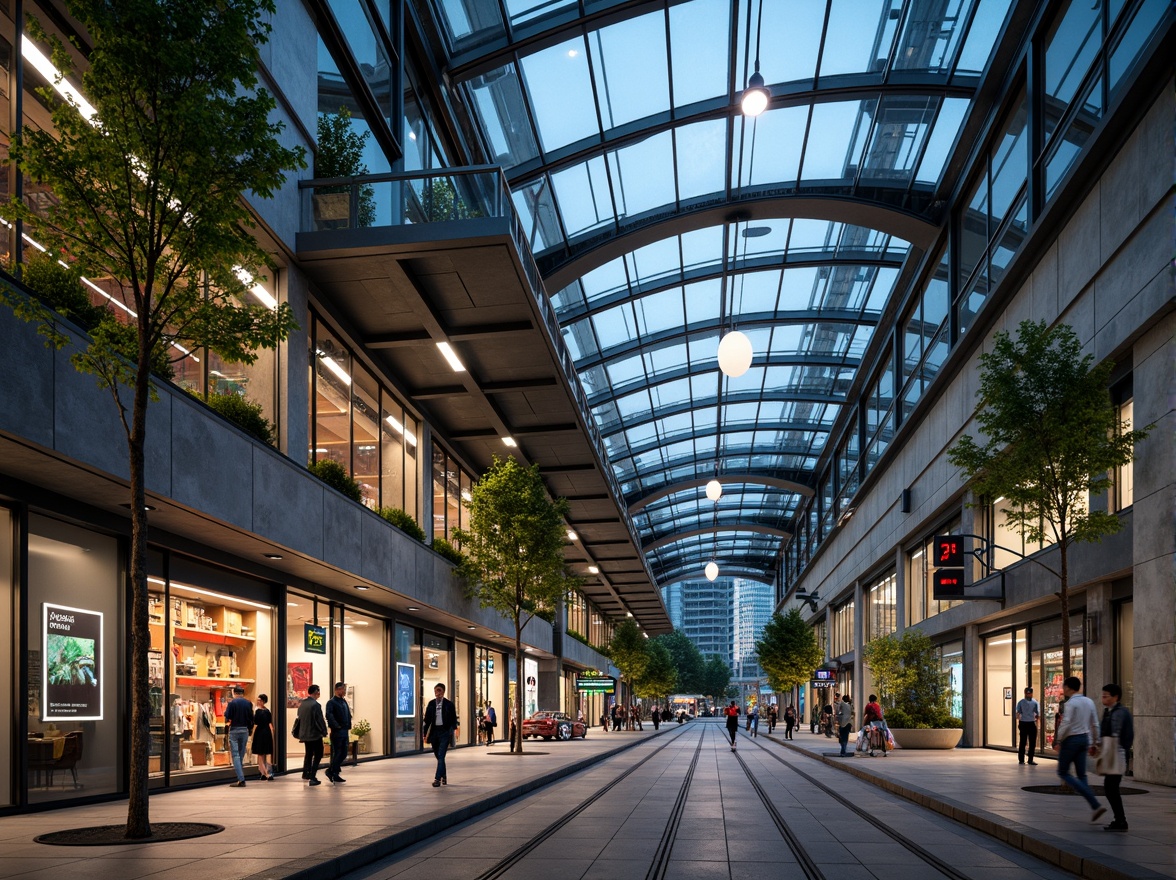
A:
[[300, 167, 507, 232]]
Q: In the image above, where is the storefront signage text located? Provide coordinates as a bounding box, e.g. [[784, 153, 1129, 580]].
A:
[[575, 675, 615, 693], [43, 603, 104, 721], [304, 623, 327, 654]]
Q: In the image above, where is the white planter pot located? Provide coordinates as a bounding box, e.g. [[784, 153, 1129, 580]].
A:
[[888, 728, 963, 749]]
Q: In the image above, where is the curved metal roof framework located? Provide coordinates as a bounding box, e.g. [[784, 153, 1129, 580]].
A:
[[430, 0, 1017, 586]]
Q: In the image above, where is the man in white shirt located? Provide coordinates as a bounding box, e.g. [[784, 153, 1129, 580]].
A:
[[1054, 676, 1106, 822]]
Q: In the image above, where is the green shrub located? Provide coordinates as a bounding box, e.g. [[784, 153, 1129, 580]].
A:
[[862, 630, 959, 728], [378, 507, 426, 542], [200, 391, 274, 445], [308, 458, 363, 502], [431, 536, 463, 564], [22, 253, 174, 378]]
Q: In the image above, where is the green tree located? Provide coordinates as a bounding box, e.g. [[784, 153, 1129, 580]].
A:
[[607, 618, 649, 727], [700, 654, 732, 705], [755, 608, 823, 695], [861, 630, 959, 728], [315, 107, 376, 227], [654, 630, 705, 694], [947, 320, 1149, 678], [453, 457, 575, 755], [634, 639, 677, 706], [5, 0, 302, 838]]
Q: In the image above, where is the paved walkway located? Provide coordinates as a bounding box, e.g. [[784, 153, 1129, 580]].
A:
[[0, 722, 1168, 880], [760, 724, 1174, 880]]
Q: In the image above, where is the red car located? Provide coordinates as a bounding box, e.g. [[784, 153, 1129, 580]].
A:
[[521, 711, 587, 741]]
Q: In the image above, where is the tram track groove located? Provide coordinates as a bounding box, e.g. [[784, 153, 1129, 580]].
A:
[[643, 727, 706, 880], [472, 724, 696, 880], [741, 731, 977, 880]]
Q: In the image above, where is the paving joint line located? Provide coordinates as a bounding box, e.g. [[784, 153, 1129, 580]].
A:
[[764, 732, 1166, 880]]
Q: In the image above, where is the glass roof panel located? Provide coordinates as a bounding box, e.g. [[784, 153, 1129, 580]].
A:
[[520, 37, 597, 152], [591, 10, 670, 129], [609, 132, 677, 217], [819, 0, 889, 78], [435, 0, 1022, 587], [669, 0, 731, 107]]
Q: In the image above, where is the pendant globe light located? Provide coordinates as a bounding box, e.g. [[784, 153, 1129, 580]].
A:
[[705, 479, 723, 502], [704, 561, 719, 582], [718, 330, 753, 377]]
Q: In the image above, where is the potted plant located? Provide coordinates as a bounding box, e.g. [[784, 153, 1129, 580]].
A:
[[314, 107, 376, 229], [861, 630, 963, 749], [352, 718, 372, 753]]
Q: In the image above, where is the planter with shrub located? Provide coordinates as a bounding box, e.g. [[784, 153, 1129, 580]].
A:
[[378, 507, 426, 542], [308, 458, 363, 503], [431, 536, 463, 564], [198, 391, 275, 445], [861, 630, 963, 749]]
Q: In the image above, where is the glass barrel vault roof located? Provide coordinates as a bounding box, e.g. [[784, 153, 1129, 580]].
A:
[[428, 0, 1017, 586]]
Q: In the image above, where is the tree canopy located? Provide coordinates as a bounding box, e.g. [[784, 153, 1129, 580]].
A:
[[607, 618, 649, 714], [634, 640, 677, 703], [653, 630, 705, 694], [700, 654, 732, 704], [453, 456, 575, 753], [947, 320, 1148, 677], [861, 630, 959, 729], [755, 608, 824, 693], [4, 0, 304, 838]]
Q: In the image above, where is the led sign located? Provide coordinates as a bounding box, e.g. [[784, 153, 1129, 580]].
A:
[[934, 536, 964, 568]]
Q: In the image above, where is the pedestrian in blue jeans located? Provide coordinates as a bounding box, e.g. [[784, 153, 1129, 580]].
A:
[[1054, 676, 1107, 823], [224, 685, 254, 787]]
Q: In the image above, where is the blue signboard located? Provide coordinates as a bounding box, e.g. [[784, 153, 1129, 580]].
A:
[[396, 662, 416, 718]]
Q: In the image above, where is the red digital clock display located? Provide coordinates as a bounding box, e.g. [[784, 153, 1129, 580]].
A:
[[934, 536, 964, 568]]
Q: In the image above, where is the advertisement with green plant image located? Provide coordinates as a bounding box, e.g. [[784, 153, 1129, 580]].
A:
[[43, 603, 103, 721]]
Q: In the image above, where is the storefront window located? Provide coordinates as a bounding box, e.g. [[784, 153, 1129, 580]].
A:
[[455, 640, 470, 744], [941, 639, 963, 721], [336, 606, 385, 756], [285, 593, 332, 771], [154, 559, 275, 781], [0, 507, 12, 806], [27, 515, 121, 803], [831, 599, 855, 657]]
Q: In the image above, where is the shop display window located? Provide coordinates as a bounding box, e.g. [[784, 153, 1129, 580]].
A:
[[148, 565, 274, 780], [0, 508, 12, 806], [394, 623, 418, 754], [26, 515, 122, 803]]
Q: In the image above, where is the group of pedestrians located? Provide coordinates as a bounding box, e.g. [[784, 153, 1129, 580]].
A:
[[292, 681, 352, 785]]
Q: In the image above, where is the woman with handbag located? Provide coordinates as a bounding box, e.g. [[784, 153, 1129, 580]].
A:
[[1097, 683, 1134, 832]]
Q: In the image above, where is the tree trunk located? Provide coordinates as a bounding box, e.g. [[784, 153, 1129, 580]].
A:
[[125, 358, 152, 838], [1059, 539, 1071, 681], [515, 619, 524, 755]]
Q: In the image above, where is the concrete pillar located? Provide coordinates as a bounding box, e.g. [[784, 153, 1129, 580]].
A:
[[280, 266, 309, 461], [964, 623, 981, 748], [1083, 582, 1113, 695]]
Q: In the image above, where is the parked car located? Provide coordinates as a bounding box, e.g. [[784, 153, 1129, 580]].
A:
[[521, 711, 587, 741]]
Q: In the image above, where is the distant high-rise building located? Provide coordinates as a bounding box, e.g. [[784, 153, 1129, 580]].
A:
[[661, 578, 732, 671], [733, 578, 773, 679]]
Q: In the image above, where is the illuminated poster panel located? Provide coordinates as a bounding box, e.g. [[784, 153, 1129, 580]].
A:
[[43, 603, 103, 721], [396, 662, 417, 718]]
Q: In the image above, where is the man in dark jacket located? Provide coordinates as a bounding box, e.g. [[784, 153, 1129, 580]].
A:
[[325, 681, 352, 784], [421, 683, 457, 786], [224, 685, 254, 787], [296, 684, 328, 786]]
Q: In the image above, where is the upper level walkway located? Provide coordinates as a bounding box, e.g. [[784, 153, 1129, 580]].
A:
[[0, 720, 1169, 880]]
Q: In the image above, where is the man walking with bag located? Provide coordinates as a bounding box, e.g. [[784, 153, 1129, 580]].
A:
[[1097, 683, 1133, 831], [325, 681, 352, 784]]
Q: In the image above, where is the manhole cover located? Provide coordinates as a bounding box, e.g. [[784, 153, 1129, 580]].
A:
[[36, 822, 223, 846], [1022, 785, 1147, 796]]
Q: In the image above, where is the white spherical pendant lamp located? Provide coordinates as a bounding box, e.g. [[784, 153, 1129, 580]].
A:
[[705, 479, 723, 502], [718, 330, 753, 377], [704, 561, 719, 582]]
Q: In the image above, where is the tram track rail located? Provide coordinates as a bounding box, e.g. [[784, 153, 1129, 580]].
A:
[[735, 730, 977, 880], [473, 724, 699, 880]]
